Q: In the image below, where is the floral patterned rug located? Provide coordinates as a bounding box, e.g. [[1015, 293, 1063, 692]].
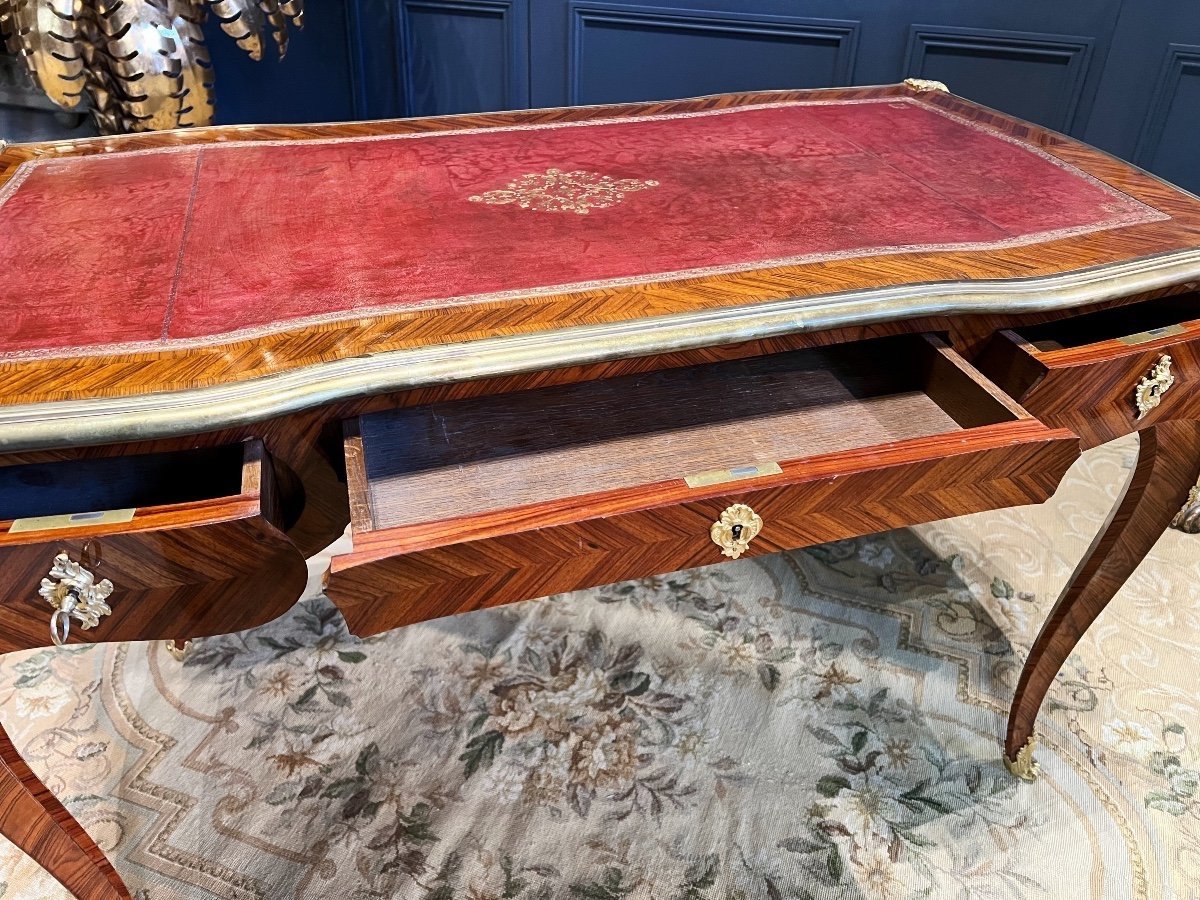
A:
[[2, 435, 1199, 900]]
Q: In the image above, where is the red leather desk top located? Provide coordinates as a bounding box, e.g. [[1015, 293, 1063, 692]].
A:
[[0, 95, 1164, 359]]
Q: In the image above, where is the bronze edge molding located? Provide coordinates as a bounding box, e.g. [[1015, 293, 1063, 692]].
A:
[[2, 247, 1200, 452]]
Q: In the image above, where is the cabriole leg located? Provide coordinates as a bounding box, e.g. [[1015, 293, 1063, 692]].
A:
[[0, 720, 130, 899], [1005, 421, 1200, 779]]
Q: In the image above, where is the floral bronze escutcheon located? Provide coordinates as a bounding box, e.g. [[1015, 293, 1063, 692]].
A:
[[39, 551, 114, 646], [1134, 354, 1175, 420], [710, 503, 763, 560]]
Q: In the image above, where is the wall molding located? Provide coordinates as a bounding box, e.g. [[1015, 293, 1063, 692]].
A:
[[568, 3, 859, 105], [346, 0, 404, 119], [904, 24, 1094, 133], [1133, 43, 1200, 169], [400, 0, 530, 115]]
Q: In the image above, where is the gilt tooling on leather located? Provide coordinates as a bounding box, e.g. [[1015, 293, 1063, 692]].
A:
[[0, 97, 1165, 357]]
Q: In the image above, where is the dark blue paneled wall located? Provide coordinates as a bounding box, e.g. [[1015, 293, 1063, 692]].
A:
[[4, 0, 1199, 192], [358, 0, 1199, 189], [203, 1, 359, 125]]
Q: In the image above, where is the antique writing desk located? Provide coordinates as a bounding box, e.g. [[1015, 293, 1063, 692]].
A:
[[2, 81, 1200, 898]]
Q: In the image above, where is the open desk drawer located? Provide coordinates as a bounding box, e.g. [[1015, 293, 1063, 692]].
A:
[[0, 440, 306, 652], [977, 295, 1200, 446], [326, 334, 1079, 636]]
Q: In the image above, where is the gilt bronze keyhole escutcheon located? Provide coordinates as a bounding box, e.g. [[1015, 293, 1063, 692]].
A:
[[1135, 355, 1175, 420], [39, 552, 114, 646], [710, 504, 763, 559]]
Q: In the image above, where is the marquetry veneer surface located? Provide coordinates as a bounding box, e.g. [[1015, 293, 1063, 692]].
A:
[[0, 95, 1161, 358], [358, 345, 975, 529]]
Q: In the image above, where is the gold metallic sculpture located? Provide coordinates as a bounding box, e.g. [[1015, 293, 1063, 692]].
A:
[[0, 0, 303, 133]]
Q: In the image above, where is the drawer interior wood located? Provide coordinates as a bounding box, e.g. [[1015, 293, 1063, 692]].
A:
[[0, 444, 249, 523], [350, 334, 1025, 533], [1016, 296, 1200, 352], [0, 444, 274, 535]]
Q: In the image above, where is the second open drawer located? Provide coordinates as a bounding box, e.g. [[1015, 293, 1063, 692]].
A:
[[326, 334, 1079, 636], [0, 440, 307, 652], [976, 295, 1200, 446]]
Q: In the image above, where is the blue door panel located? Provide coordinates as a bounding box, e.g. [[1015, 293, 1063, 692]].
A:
[[1082, 0, 1200, 192], [1134, 45, 1200, 193], [526, 0, 884, 107], [567, 4, 858, 105], [902, 25, 1095, 133], [402, 0, 530, 115]]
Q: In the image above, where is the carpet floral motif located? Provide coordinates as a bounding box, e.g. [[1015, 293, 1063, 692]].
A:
[[1, 436, 1197, 898]]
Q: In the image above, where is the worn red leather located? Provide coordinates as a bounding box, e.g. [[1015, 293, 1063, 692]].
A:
[[0, 97, 1164, 357]]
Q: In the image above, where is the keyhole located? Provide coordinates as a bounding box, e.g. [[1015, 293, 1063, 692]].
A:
[[731, 524, 743, 540], [60, 590, 79, 615]]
